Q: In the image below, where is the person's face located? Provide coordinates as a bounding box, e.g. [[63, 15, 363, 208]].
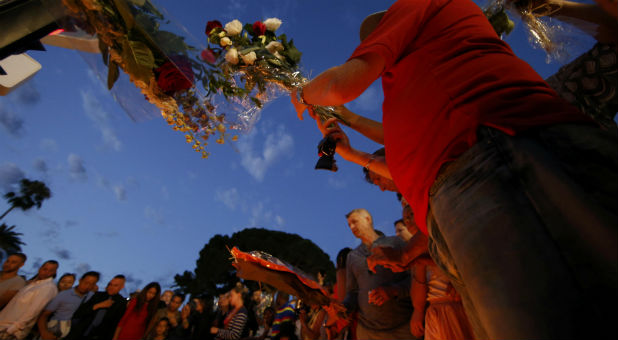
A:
[[145, 287, 158, 301], [169, 296, 182, 311], [252, 290, 262, 303], [39, 263, 58, 281], [193, 298, 204, 313], [368, 171, 398, 192], [263, 309, 275, 325], [155, 319, 169, 336], [402, 205, 419, 235], [229, 290, 242, 307], [346, 212, 373, 240], [395, 222, 413, 242], [76, 275, 99, 294], [161, 291, 173, 304], [106, 278, 125, 295], [219, 293, 230, 308], [58, 275, 74, 291], [2, 255, 24, 272], [275, 293, 287, 308]]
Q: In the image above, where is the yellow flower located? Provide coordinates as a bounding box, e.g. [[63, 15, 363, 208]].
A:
[[232, 135, 239, 141], [216, 137, 225, 144]]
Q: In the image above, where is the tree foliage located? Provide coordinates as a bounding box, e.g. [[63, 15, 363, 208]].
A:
[[174, 228, 335, 297], [1, 179, 52, 220], [0, 223, 25, 254]]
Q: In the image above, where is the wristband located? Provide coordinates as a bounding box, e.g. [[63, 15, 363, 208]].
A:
[[296, 85, 309, 105], [364, 155, 375, 171]]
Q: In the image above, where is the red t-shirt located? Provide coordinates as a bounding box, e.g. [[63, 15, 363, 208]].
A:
[[349, 0, 589, 234]]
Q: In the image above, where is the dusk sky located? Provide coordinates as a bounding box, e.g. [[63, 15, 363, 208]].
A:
[[0, 0, 596, 294]]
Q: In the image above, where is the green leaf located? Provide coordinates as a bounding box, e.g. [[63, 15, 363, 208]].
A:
[[107, 61, 120, 90], [128, 40, 155, 68], [121, 40, 154, 83], [243, 23, 254, 36], [113, 0, 136, 29], [250, 97, 262, 109], [155, 31, 188, 54]]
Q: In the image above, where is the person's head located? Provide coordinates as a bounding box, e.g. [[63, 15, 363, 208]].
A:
[[76, 271, 100, 295], [2, 253, 26, 273], [229, 282, 247, 308], [218, 292, 230, 312], [360, 11, 386, 41], [252, 289, 262, 303], [394, 219, 413, 242], [263, 306, 275, 326], [57, 273, 75, 290], [402, 204, 419, 235], [168, 293, 184, 311], [161, 290, 174, 305], [106, 275, 126, 296], [316, 269, 326, 286], [153, 317, 170, 337], [336, 248, 351, 270], [362, 148, 398, 192], [137, 282, 161, 321], [345, 208, 376, 243], [275, 291, 290, 309]]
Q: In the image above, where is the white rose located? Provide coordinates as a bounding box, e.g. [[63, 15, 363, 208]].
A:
[[224, 19, 243, 36], [265, 41, 284, 54], [263, 18, 282, 32], [241, 51, 257, 65], [220, 37, 232, 47], [225, 48, 239, 65]]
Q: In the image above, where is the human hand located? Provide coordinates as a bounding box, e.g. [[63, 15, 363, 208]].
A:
[[410, 309, 425, 337], [368, 287, 394, 306], [291, 88, 310, 121], [316, 118, 354, 159], [181, 304, 191, 319], [94, 298, 114, 310], [210, 326, 219, 334], [367, 245, 407, 273]]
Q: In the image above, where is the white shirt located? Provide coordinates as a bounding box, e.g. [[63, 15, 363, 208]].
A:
[[0, 277, 58, 339]]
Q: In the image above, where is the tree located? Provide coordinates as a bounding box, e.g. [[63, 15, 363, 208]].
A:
[[1, 179, 51, 220], [174, 228, 336, 297], [0, 223, 25, 253]]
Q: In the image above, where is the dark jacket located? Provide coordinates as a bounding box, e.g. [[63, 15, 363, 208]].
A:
[[65, 291, 128, 340]]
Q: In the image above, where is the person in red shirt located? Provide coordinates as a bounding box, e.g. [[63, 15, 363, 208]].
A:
[[113, 282, 161, 340], [291, 0, 617, 338]]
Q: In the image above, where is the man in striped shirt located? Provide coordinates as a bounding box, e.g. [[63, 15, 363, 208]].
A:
[[271, 292, 296, 337]]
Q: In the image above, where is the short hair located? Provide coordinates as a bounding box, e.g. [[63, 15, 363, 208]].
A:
[[43, 260, 59, 267], [113, 274, 126, 280], [173, 293, 185, 301], [9, 253, 27, 262], [345, 208, 373, 226], [59, 273, 76, 281], [336, 248, 351, 269], [375, 229, 385, 237], [81, 271, 100, 280], [362, 148, 386, 183], [394, 219, 404, 227]]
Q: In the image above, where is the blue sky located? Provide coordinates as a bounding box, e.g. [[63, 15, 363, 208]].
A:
[[0, 0, 595, 294]]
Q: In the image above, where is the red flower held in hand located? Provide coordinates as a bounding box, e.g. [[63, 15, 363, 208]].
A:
[[200, 49, 217, 64], [252, 21, 266, 36], [205, 20, 222, 35], [156, 55, 194, 94]]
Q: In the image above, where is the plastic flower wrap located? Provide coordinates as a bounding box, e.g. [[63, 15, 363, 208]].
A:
[[484, 0, 570, 62], [48, 0, 342, 159]]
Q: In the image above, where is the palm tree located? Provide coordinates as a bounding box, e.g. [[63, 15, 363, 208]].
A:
[[0, 179, 52, 220], [0, 224, 25, 253]]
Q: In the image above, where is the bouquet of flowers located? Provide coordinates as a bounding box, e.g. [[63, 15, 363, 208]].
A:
[[53, 0, 341, 159]]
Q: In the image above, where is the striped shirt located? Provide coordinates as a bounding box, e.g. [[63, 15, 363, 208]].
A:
[[271, 303, 296, 336], [216, 307, 248, 340]]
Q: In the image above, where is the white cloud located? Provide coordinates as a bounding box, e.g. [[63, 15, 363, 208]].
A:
[[80, 90, 122, 151], [215, 187, 240, 210], [113, 185, 126, 201], [0, 162, 25, 192], [238, 124, 294, 181], [33, 158, 48, 174], [68, 153, 87, 181], [144, 206, 165, 225]]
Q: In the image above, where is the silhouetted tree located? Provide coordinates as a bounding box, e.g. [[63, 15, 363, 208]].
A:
[[1, 179, 51, 220], [174, 228, 335, 296], [0, 223, 25, 253]]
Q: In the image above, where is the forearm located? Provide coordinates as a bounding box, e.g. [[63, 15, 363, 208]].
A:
[[0, 291, 17, 308], [36, 312, 50, 335], [411, 266, 427, 312], [341, 148, 392, 179], [338, 107, 384, 144], [548, 1, 617, 43]]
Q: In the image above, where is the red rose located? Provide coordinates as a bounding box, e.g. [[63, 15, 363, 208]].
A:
[[200, 49, 217, 64], [156, 55, 194, 94], [252, 21, 266, 36], [205, 20, 222, 35]]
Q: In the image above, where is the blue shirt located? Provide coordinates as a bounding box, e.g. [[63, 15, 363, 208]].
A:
[[45, 289, 86, 321]]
